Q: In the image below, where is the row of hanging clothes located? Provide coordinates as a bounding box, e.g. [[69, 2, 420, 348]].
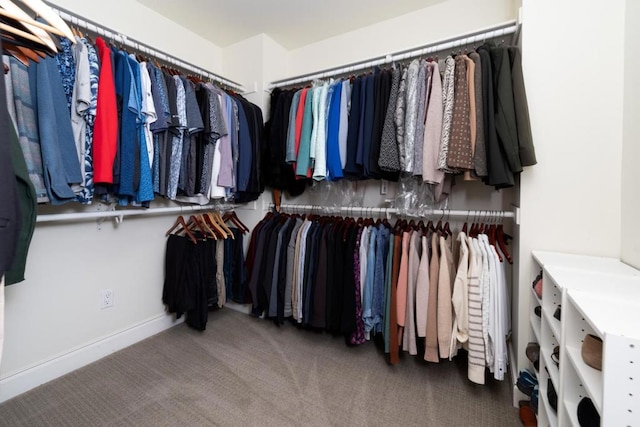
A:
[[264, 41, 536, 202], [4, 10, 265, 209], [0, 0, 83, 286], [246, 209, 512, 384], [162, 210, 250, 331]]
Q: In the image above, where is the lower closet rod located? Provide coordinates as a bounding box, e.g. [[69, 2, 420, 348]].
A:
[[36, 204, 234, 224], [273, 204, 517, 222]]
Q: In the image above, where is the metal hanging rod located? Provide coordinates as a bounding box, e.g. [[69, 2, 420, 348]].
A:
[[269, 20, 518, 89], [36, 204, 237, 224], [44, 2, 244, 91], [271, 204, 518, 223]]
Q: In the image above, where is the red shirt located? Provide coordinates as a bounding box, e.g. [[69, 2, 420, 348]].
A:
[[93, 37, 118, 183], [293, 88, 308, 171]]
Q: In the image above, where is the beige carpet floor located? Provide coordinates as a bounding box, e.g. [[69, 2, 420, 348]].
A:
[[0, 308, 520, 426]]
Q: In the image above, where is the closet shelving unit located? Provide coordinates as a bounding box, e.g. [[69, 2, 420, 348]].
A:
[[529, 251, 640, 426]]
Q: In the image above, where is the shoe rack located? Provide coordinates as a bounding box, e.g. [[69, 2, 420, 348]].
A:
[[529, 251, 640, 427]]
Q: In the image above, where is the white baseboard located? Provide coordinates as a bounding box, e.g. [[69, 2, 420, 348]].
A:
[[0, 314, 182, 403]]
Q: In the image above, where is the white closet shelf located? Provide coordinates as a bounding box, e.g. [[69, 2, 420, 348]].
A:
[[540, 391, 559, 427], [565, 343, 603, 412], [568, 289, 640, 338], [530, 311, 541, 342], [531, 286, 542, 305], [532, 251, 640, 276], [542, 307, 561, 339]]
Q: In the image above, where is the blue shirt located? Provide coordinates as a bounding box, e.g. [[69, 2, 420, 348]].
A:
[[326, 81, 343, 181], [363, 226, 378, 335], [372, 224, 390, 334]]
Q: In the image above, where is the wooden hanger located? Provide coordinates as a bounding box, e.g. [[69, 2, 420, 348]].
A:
[[203, 212, 227, 239], [212, 212, 233, 239], [3, 43, 28, 65], [0, 6, 64, 36], [223, 211, 249, 234], [0, 0, 59, 52], [165, 215, 197, 244], [17, 0, 76, 41]]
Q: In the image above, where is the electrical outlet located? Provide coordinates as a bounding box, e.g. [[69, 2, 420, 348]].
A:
[[380, 180, 388, 195], [100, 289, 114, 309]]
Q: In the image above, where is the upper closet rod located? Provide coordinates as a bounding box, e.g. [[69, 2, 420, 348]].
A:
[[273, 204, 517, 222], [269, 20, 518, 89], [36, 204, 237, 224], [44, 2, 244, 91]]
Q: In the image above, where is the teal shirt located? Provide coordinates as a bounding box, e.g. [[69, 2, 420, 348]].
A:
[[295, 87, 314, 177]]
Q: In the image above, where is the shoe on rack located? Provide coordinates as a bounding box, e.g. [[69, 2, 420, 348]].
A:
[[526, 343, 540, 371], [519, 401, 537, 427], [516, 368, 538, 397], [577, 397, 600, 427], [553, 305, 561, 321], [534, 306, 541, 317], [547, 378, 557, 412], [533, 277, 543, 299], [530, 385, 539, 414], [551, 346, 560, 367], [581, 334, 603, 371]]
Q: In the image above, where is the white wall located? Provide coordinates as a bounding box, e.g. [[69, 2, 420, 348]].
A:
[[517, 0, 626, 370], [621, 0, 640, 270], [286, 0, 517, 77], [0, 0, 226, 401], [48, 0, 224, 74]]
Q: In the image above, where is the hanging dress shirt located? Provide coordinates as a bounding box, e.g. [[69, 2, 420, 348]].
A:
[[467, 236, 486, 384], [447, 55, 472, 170], [402, 230, 421, 355], [378, 68, 401, 172], [422, 62, 444, 186], [415, 235, 430, 338], [437, 56, 456, 173], [424, 231, 440, 362]]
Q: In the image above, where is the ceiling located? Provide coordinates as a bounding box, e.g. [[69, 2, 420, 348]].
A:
[[136, 0, 442, 49]]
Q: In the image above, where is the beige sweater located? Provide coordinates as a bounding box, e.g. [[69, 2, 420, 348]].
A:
[[437, 235, 455, 359]]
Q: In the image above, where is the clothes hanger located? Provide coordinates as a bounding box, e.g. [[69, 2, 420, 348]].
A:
[[0, 0, 58, 52], [16, 0, 76, 41], [203, 212, 228, 239], [196, 214, 218, 240], [0, 5, 63, 36], [223, 211, 249, 234], [496, 213, 513, 264], [212, 211, 233, 238], [165, 215, 197, 244], [2, 42, 29, 65]]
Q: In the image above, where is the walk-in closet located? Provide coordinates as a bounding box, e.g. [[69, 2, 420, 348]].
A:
[[0, 0, 638, 426]]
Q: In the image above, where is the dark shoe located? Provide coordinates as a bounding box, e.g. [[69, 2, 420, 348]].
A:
[[526, 342, 540, 371], [534, 306, 541, 317], [551, 346, 560, 367], [578, 397, 600, 427], [553, 305, 561, 321], [547, 378, 557, 412], [530, 385, 539, 414]]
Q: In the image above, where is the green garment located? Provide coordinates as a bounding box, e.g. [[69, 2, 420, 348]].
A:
[[6, 123, 37, 285]]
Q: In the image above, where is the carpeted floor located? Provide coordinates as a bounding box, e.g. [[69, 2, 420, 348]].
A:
[[0, 308, 520, 426]]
